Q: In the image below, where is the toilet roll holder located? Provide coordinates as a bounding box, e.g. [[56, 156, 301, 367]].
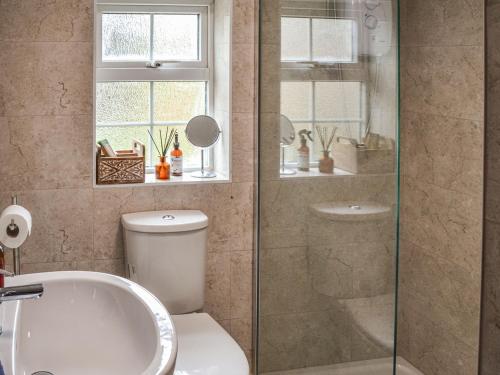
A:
[[0, 196, 22, 276]]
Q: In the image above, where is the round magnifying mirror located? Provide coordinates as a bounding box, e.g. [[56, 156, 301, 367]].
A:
[[186, 115, 221, 148], [280, 114, 295, 146], [279, 114, 296, 175], [185, 115, 221, 178]]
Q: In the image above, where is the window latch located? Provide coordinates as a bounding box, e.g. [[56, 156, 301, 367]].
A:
[[147, 61, 162, 68], [147, 60, 184, 68]]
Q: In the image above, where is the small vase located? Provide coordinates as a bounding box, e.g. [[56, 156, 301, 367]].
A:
[[155, 156, 170, 180], [319, 151, 334, 174]]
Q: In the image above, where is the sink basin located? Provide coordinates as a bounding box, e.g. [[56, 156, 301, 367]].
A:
[[309, 201, 392, 221], [0, 271, 177, 375]]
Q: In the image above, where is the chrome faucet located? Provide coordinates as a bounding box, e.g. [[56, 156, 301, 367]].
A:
[[0, 244, 43, 304], [0, 244, 44, 335], [0, 245, 43, 301], [0, 283, 43, 302]]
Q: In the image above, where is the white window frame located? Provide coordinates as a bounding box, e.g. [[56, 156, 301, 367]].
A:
[[281, 80, 367, 168], [94, 1, 214, 172], [280, 15, 359, 67]]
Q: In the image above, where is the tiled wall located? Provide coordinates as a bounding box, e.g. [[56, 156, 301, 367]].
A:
[[480, 1, 500, 374], [398, 1, 484, 374], [0, 0, 256, 359]]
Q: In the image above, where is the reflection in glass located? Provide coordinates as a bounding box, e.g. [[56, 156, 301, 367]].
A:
[[281, 17, 310, 61], [312, 18, 355, 63], [258, 0, 399, 373]]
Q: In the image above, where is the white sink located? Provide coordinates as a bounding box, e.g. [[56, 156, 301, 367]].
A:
[[0, 271, 177, 375]]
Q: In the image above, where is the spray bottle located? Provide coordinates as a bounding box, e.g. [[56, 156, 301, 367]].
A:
[[297, 129, 313, 172]]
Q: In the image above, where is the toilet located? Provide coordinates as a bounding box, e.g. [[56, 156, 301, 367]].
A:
[[121, 210, 249, 375]]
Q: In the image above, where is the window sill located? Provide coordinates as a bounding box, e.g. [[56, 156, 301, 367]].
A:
[[94, 171, 230, 188], [279, 167, 395, 180], [280, 167, 353, 180]]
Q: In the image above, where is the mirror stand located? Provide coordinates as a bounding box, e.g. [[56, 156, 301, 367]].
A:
[[280, 144, 296, 175], [192, 149, 216, 178]]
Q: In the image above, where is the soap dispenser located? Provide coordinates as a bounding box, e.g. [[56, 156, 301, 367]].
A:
[[297, 129, 313, 172]]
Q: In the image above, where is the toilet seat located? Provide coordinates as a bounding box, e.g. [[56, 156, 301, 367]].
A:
[[172, 313, 249, 375]]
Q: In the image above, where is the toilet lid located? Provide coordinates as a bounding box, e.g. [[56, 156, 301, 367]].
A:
[[171, 313, 249, 375], [121, 210, 208, 233]]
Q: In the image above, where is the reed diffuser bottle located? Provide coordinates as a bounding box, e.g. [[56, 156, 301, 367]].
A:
[[315, 125, 337, 174], [149, 128, 176, 180]]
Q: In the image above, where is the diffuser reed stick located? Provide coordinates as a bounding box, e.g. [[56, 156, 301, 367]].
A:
[[148, 128, 176, 157], [315, 125, 337, 151]]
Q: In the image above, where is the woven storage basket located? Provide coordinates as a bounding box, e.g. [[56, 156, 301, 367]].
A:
[[96, 140, 145, 185]]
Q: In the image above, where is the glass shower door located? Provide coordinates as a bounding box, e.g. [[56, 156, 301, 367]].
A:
[[257, 0, 399, 374]]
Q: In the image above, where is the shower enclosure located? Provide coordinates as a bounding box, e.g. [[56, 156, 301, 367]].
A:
[[256, 0, 402, 373]]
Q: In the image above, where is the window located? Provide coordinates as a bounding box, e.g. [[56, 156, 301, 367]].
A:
[[281, 81, 365, 164], [95, 3, 212, 170], [280, 14, 365, 169], [281, 16, 357, 64]]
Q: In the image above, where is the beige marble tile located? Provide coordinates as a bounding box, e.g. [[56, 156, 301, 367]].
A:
[[230, 251, 253, 319], [308, 239, 394, 299], [204, 251, 231, 321], [401, 110, 483, 196], [0, 189, 94, 265], [400, 177, 482, 275], [92, 258, 125, 277], [233, 0, 256, 45], [259, 44, 281, 114], [307, 215, 395, 248], [401, 45, 483, 122], [308, 244, 353, 299], [0, 0, 93, 42], [232, 43, 255, 113], [399, 239, 480, 349], [0, 115, 93, 191], [231, 317, 253, 351], [400, 301, 478, 375], [21, 260, 92, 274], [260, 247, 328, 316], [0, 42, 92, 117], [350, 325, 392, 362], [93, 187, 155, 260], [153, 184, 213, 214], [400, 0, 483, 47], [259, 309, 351, 373], [259, 0, 280, 46], [208, 182, 254, 252], [232, 112, 255, 183]]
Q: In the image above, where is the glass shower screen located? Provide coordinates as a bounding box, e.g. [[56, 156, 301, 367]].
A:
[[257, 0, 400, 374]]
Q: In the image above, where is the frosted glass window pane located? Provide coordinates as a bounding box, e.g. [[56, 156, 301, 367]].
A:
[[312, 18, 354, 63], [281, 82, 313, 121], [315, 82, 362, 120], [154, 15, 199, 60], [96, 82, 150, 125], [153, 82, 206, 123], [102, 14, 150, 61], [152, 125, 200, 167], [95, 126, 151, 165], [281, 17, 310, 61]]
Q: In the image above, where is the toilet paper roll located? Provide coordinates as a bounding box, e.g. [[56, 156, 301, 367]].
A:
[[0, 205, 32, 249]]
